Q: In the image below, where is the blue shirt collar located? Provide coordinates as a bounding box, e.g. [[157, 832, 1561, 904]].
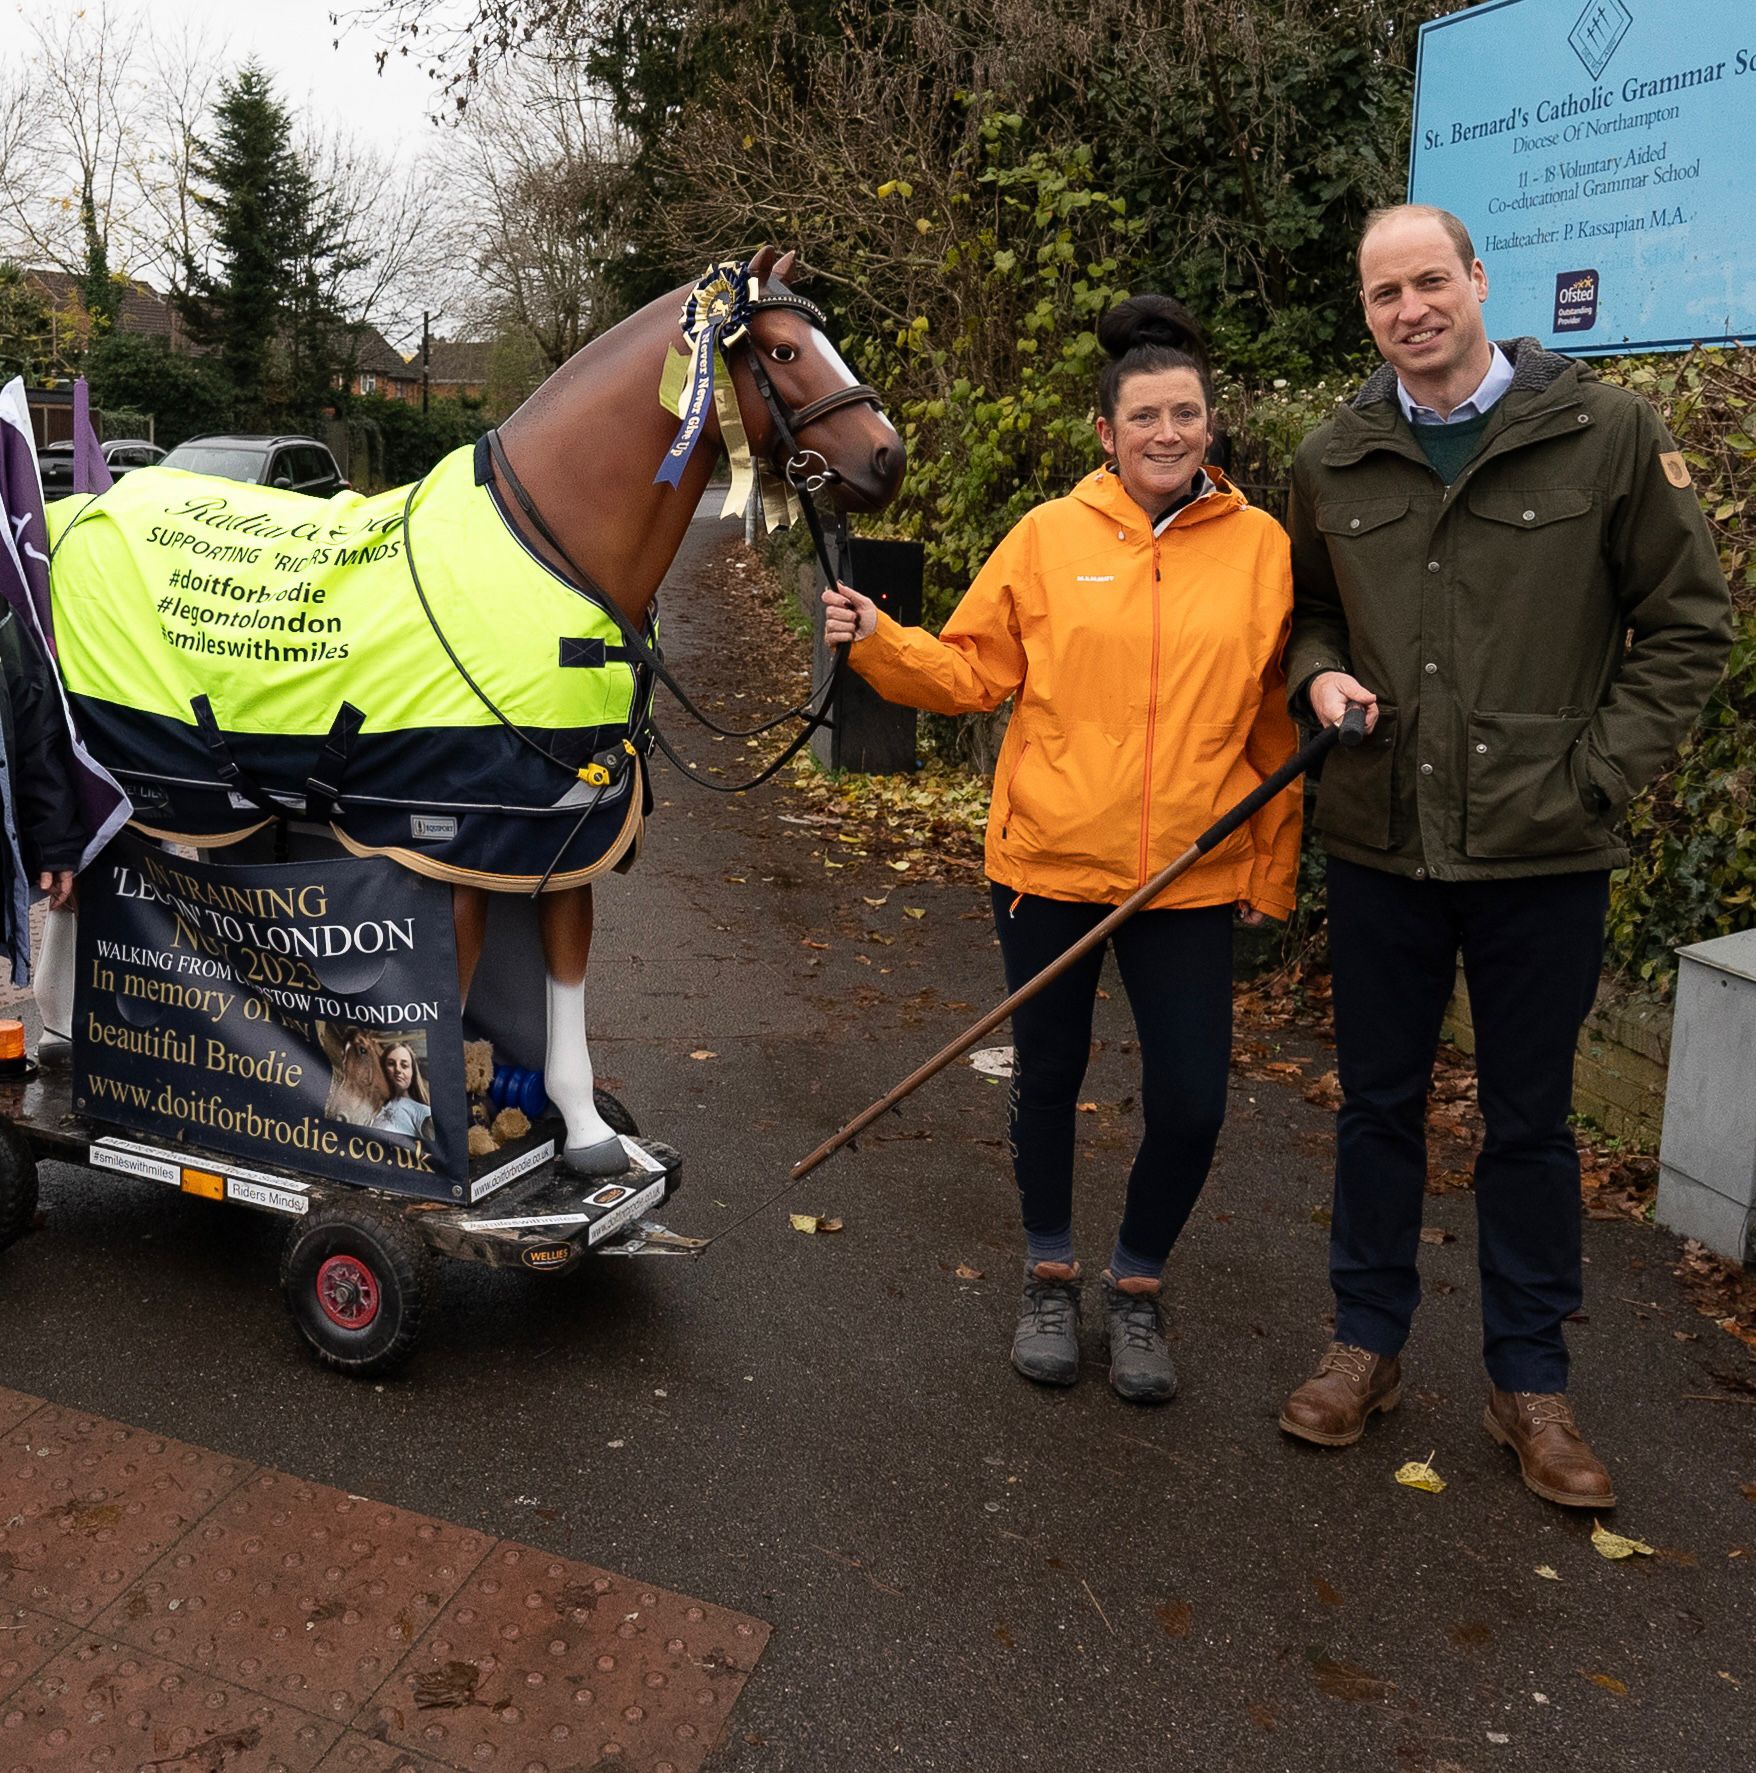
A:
[[1397, 343, 1514, 426]]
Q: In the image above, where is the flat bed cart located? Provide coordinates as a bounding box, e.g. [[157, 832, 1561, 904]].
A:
[[0, 1063, 696, 1376]]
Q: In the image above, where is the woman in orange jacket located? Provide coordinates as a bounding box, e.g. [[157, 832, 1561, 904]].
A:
[[824, 296, 1300, 1403]]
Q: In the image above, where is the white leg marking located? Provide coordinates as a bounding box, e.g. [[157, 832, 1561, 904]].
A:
[[37, 905, 77, 1045], [544, 974, 616, 1151]]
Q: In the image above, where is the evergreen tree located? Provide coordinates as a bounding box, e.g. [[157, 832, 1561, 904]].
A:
[[176, 63, 353, 429]]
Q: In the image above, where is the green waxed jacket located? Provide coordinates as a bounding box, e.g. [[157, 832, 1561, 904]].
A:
[[1287, 339, 1733, 880]]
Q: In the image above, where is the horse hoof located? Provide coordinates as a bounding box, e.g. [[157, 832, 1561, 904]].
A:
[[563, 1135, 628, 1178]]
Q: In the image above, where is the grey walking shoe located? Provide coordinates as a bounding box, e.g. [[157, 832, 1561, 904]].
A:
[[1101, 1274, 1177, 1403], [1011, 1265, 1082, 1386]]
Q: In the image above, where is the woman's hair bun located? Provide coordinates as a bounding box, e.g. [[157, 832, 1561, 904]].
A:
[[1096, 294, 1207, 364]]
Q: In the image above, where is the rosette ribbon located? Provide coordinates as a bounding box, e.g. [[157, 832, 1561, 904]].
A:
[[653, 260, 757, 488]]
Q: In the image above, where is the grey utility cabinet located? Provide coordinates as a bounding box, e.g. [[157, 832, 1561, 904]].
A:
[[1656, 928, 1756, 1265]]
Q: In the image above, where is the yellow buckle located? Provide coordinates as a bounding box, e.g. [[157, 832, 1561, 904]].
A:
[[580, 763, 612, 787]]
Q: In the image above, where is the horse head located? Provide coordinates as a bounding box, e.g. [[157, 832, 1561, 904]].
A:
[[721, 246, 906, 514]]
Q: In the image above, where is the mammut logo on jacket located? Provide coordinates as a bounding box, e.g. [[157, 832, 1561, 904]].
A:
[[1075, 575, 1116, 584]]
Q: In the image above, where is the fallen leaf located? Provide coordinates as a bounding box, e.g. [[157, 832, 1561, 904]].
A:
[[903, 906, 925, 919], [790, 1214, 820, 1234], [1740, 1482, 1756, 1504], [689, 1049, 717, 1061], [1246, 1701, 1276, 1729], [1155, 1600, 1192, 1639], [1308, 1654, 1395, 1702], [1310, 1205, 1333, 1226], [1719, 1671, 1741, 1687], [1418, 1226, 1455, 1246], [1077, 1101, 1099, 1113], [801, 938, 829, 950], [888, 859, 910, 871], [1312, 1577, 1343, 1607], [862, 896, 888, 907], [1580, 1670, 1628, 1696], [1394, 1453, 1446, 1493], [954, 1263, 984, 1281], [1263, 1060, 1306, 1077], [818, 1217, 844, 1233], [1591, 1521, 1655, 1560], [1448, 1622, 1493, 1648], [992, 1623, 1015, 1648], [1534, 1565, 1561, 1581]]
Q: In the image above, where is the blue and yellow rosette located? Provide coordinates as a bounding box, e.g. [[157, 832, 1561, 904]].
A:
[[653, 260, 757, 488]]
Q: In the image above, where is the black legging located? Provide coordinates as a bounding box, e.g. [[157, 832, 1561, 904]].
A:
[[990, 883, 1234, 1280]]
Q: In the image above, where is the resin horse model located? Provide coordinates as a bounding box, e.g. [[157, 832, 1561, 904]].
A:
[[39, 247, 904, 1172]]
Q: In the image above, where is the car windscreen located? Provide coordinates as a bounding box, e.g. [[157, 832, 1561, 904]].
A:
[[160, 446, 267, 480]]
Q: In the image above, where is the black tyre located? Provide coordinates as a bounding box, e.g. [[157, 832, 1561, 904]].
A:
[[592, 1087, 639, 1136], [280, 1203, 436, 1376], [0, 1123, 37, 1253]]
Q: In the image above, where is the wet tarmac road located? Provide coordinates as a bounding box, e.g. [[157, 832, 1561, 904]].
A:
[[1, 515, 1750, 1771]]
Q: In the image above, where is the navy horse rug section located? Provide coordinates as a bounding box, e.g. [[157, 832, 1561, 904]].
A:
[[47, 441, 652, 888]]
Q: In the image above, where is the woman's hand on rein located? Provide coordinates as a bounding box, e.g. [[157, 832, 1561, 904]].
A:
[[822, 581, 877, 645]]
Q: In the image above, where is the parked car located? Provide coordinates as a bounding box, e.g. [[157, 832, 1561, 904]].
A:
[[157, 434, 347, 496], [36, 436, 165, 495]]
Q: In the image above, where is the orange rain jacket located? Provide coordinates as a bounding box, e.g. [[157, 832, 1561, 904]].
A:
[[850, 464, 1303, 916]]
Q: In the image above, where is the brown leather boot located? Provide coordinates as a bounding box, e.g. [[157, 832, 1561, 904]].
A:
[[1483, 1388, 1616, 1508], [1278, 1342, 1402, 1446]]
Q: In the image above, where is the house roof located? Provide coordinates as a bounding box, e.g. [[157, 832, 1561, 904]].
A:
[[425, 338, 493, 385], [338, 323, 416, 380], [25, 269, 176, 341]]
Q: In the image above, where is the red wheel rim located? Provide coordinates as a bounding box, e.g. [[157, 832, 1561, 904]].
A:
[[315, 1253, 381, 1329]]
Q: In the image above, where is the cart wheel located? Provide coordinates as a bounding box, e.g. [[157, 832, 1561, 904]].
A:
[[280, 1204, 435, 1376], [0, 1123, 38, 1253], [592, 1087, 639, 1136]]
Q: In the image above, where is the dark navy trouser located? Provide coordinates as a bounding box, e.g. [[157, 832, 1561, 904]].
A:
[[1325, 856, 1609, 1392], [990, 883, 1234, 1279]]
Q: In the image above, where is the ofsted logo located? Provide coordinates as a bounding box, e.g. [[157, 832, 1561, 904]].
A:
[[1554, 269, 1600, 332]]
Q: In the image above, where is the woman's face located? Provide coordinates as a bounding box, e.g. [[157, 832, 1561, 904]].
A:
[[383, 1046, 414, 1095], [1094, 367, 1213, 512]]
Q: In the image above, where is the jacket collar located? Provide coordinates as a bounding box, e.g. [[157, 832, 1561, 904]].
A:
[[1322, 338, 1593, 469], [1072, 461, 1247, 535]]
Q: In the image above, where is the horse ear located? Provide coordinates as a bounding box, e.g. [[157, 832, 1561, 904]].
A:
[[772, 249, 797, 284], [747, 244, 777, 283]]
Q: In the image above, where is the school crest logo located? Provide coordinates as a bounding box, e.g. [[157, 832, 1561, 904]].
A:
[[1569, 0, 1631, 82]]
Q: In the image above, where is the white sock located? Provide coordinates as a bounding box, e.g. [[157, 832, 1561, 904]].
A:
[[36, 907, 76, 1043], [544, 975, 616, 1150]]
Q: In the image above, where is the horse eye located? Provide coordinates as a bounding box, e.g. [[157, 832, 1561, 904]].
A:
[[770, 343, 798, 363]]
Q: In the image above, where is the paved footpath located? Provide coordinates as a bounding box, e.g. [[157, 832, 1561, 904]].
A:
[[0, 514, 1751, 1771]]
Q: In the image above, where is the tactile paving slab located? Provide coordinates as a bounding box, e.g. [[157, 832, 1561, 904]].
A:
[[0, 1635, 341, 1771], [0, 1391, 42, 1437], [316, 1731, 453, 1773], [358, 1543, 771, 1773], [102, 1472, 495, 1727], [0, 1407, 252, 1626], [0, 1605, 76, 1707]]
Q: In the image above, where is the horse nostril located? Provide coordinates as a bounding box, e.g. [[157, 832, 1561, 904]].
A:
[[873, 441, 903, 489]]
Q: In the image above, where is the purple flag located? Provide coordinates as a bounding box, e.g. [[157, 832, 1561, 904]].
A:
[[72, 377, 112, 494], [0, 376, 132, 873]]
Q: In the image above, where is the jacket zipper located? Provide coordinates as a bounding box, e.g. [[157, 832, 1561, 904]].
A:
[[999, 740, 1031, 840], [1140, 531, 1162, 886]]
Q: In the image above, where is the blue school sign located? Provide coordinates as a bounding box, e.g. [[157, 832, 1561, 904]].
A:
[[1409, 0, 1756, 353]]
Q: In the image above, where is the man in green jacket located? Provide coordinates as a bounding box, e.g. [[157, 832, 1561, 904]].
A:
[[1278, 203, 1732, 1508]]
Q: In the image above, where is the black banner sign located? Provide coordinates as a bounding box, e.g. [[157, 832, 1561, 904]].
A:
[[74, 838, 467, 1196]]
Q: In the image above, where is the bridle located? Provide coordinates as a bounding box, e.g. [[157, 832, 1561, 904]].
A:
[[733, 287, 886, 496]]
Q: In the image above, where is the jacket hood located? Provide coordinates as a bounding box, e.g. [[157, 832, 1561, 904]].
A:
[[1069, 461, 1248, 533], [1350, 336, 1586, 411]]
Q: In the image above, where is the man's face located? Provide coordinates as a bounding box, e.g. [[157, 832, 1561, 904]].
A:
[[1358, 216, 1490, 388]]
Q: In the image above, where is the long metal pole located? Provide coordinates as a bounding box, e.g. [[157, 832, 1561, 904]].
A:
[[790, 707, 1366, 1181]]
